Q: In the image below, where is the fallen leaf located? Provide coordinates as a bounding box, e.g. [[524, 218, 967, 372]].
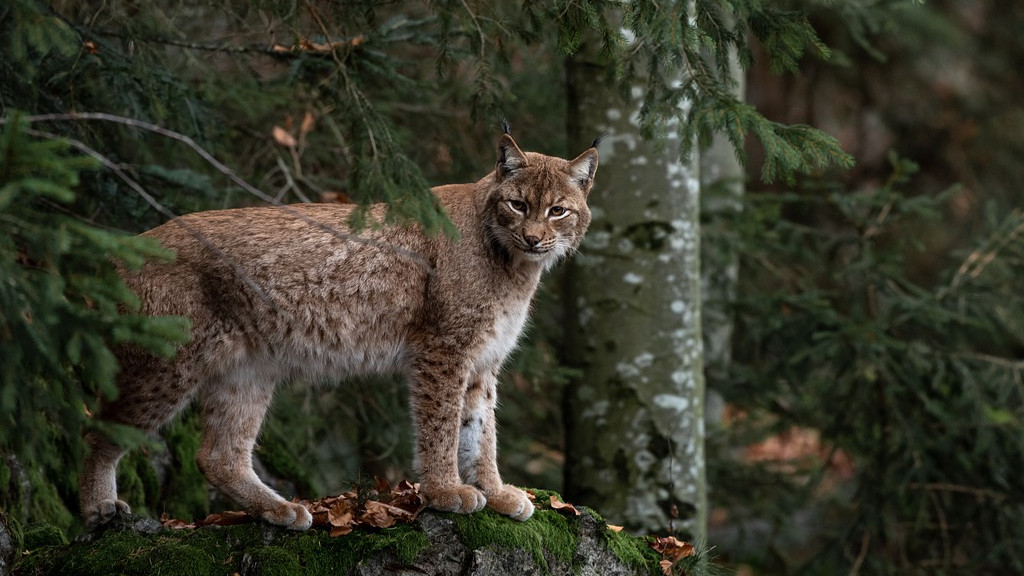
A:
[[650, 536, 696, 562], [329, 524, 353, 537], [358, 500, 399, 529], [160, 513, 195, 530], [272, 126, 297, 147], [327, 499, 355, 528], [196, 510, 253, 527], [660, 559, 674, 575], [549, 495, 580, 516], [607, 524, 624, 533]]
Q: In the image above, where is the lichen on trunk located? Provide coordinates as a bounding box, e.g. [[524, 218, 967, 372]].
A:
[[565, 39, 707, 538]]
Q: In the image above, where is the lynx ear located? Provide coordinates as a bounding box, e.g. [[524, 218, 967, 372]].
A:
[[496, 134, 529, 181], [566, 147, 599, 196]]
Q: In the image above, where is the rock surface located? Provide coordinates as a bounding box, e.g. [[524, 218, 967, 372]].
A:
[[12, 503, 666, 576]]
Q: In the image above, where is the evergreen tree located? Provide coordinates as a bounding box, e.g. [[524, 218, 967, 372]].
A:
[[0, 114, 191, 528], [2, 0, 857, 537]]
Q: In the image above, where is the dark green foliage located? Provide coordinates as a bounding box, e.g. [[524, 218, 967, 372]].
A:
[[708, 154, 1024, 574], [2, 0, 868, 554], [0, 115, 192, 528]]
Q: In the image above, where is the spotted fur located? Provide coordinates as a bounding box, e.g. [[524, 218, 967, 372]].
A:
[[80, 133, 598, 530]]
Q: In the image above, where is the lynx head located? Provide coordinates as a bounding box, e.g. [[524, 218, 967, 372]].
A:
[[485, 132, 598, 269]]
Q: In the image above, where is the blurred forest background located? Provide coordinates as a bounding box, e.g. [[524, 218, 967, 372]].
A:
[[2, 1, 1024, 575]]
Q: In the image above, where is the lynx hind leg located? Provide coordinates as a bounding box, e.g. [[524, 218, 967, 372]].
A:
[[81, 362, 195, 530], [196, 375, 312, 530], [80, 432, 132, 530], [459, 372, 534, 521]]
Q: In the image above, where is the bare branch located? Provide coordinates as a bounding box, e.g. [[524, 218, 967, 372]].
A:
[[24, 128, 278, 309], [7, 112, 433, 273]]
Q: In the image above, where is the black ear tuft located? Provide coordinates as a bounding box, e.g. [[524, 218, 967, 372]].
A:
[[500, 118, 512, 136], [591, 134, 605, 149], [566, 147, 599, 196], [496, 133, 528, 180]]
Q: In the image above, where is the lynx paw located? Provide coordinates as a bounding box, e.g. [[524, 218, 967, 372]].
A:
[[84, 499, 132, 530], [261, 501, 314, 531], [423, 484, 487, 514], [485, 484, 534, 521]]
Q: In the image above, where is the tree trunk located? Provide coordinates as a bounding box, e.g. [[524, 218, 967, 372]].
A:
[[564, 48, 706, 538]]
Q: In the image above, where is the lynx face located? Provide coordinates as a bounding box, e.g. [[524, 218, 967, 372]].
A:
[[486, 135, 597, 269]]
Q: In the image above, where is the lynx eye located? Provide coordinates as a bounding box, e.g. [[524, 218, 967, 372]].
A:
[[507, 200, 528, 214], [548, 205, 569, 219]]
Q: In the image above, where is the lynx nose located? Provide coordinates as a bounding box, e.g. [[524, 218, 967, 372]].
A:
[[523, 234, 541, 248]]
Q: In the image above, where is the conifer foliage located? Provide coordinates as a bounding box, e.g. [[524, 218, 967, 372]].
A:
[[0, 114, 191, 527], [709, 156, 1024, 574], [3, 0, 862, 538]]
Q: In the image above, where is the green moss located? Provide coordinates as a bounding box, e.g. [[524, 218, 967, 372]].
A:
[[240, 546, 302, 576], [2, 511, 25, 555], [603, 529, 661, 576], [254, 416, 314, 498], [0, 457, 10, 494], [24, 466, 75, 532], [121, 541, 221, 576], [13, 516, 433, 576], [23, 524, 67, 549], [279, 522, 429, 574], [118, 449, 161, 517], [162, 411, 210, 520], [450, 507, 578, 573], [19, 527, 243, 576]]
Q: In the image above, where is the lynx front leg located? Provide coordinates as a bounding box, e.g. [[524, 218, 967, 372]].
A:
[[196, 375, 312, 530], [410, 353, 487, 515], [459, 370, 534, 521]]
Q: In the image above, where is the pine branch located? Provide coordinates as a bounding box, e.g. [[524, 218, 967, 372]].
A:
[[5, 113, 434, 272], [24, 127, 279, 309]]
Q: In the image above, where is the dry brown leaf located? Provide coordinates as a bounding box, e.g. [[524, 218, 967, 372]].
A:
[[650, 536, 696, 569], [160, 513, 195, 530], [329, 524, 353, 537], [549, 495, 581, 516], [358, 500, 398, 529], [659, 559, 674, 575], [272, 126, 297, 148], [607, 524, 624, 533], [196, 510, 254, 527], [327, 499, 355, 528]]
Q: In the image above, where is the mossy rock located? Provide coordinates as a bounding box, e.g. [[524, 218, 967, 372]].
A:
[[10, 494, 682, 576], [22, 524, 67, 550]]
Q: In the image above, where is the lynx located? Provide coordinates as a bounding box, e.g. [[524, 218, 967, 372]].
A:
[[80, 130, 598, 530]]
